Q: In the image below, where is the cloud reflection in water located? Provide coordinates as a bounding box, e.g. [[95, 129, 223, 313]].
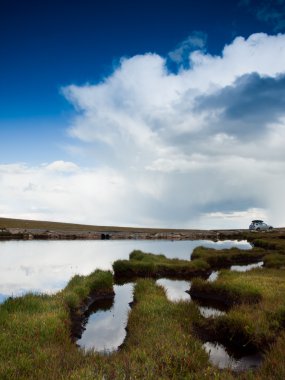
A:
[[0, 239, 251, 300]]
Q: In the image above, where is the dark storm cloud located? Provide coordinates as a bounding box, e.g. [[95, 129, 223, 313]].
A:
[[198, 197, 261, 215], [196, 72, 285, 137]]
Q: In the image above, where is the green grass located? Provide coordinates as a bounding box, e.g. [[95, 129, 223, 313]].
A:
[[191, 272, 262, 306], [1, 263, 285, 378], [0, 270, 113, 379], [113, 249, 210, 279], [250, 237, 285, 254], [2, 230, 285, 378], [0, 274, 238, 379], [246, 237, 285, 268], [263, 253, 285, 268], [61, 279, 237, 380], [89, 279, 235, 380], [192, 246, 265, 268], [63, 270, 113, 309], [256, 332, 285, 379], [191, 268, 285, 351]]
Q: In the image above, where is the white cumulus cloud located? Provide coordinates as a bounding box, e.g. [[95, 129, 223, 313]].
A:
[[2, 33, 285, 228], [45, 160, 79, 173]]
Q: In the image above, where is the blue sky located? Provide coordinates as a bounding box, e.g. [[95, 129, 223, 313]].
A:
[[1, 0, 285, 228], [0, 0, 276, 163]]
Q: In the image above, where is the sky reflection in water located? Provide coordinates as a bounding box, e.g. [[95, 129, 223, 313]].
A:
[[0, 239, 251, 300], [203, 342, 262, 371], [230, 261, 263, 272], [77, 283, 134, 353], [0, 239, 259, 358], [156, 278, 226, 318], [156, 278, 190, 302]]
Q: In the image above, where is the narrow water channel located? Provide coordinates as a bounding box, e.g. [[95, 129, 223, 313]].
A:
[[203, 342, 263, 371], [77, 283, 134, 353], [198, 306, 225, 318], [78, 260, 263, 356], [156, 278, 190, 301], [154, 265, 264, 372], [230, 261, 263, 272], [207, 271, 219, 282]]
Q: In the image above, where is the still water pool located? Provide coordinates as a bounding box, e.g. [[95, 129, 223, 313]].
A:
[[0, 239, 251, 300], [78, 282, 134, 353], [1, 239, 258, 369]]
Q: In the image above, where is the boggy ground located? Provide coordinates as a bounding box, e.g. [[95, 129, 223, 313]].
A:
[[1, 277, 284, 380], [113, 250, 211, 279], [1, 231, 285, 379], [191, 269, 285, 351], [0, 273, 232, 379]]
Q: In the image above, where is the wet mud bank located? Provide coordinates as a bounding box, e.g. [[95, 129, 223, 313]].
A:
[[114, 268, 211, 281], [190, 291, 264, 370], [70, 289, 115, 342], [113, 250, 214, 281], [191, 246, 265, 270], [189, 288, 260, 308], [148, 276, 264, 372], [209, 254, 265, 269], [188, 291, 231, 310], [194, 318, 262, 355], [203, 341, 263, 372], [76, 283, 134, 352]]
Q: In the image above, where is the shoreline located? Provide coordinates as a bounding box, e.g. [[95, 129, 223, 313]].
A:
[[1, 227, 248, 241], [1, 216, 284, 241]]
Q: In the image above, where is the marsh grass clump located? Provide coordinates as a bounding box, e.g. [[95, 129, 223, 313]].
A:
[[106, 279, 232, 379], [67, 279, 236, 380], [0, 292, 72, 379], [191, 268, 285, 352], [250, 237, 285, 253], [63, 270, 113, 308], [263, 253, 285, 268], [113, 250, 210, 279], [257, 332, 285, 379], [191, 273, 262, 306], [192, 246, 265, 268], [0, 270, 114, 379], [0, 273, 237, 380]]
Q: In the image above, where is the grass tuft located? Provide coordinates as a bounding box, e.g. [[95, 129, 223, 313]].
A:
[[191, 268, 285, 351], [0, 270, 113, 379], [113, 250, 210, 279], [192, 246, 265, 268], [263, 253, 285, 268]]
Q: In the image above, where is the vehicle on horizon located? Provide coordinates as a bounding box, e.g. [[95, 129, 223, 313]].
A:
[[249, 220, 273, 231]]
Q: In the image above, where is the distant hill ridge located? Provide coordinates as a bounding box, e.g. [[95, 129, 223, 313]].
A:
[[0, 217, 198, 233]]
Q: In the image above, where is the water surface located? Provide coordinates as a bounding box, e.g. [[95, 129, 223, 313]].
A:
[[207, 271, 219, 282], [203, 342, 262, 371], [0, 239, 257, 360], [230, 261, 263, 272], [156, 278, 190, 301], [77, 283, 134, 353], [198, 306, 226, 318], [0, 239, 250, 300], [157, 278, 228, 318]]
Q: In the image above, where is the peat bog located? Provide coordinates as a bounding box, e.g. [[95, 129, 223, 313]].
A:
[[1, 230, 285, 378]]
